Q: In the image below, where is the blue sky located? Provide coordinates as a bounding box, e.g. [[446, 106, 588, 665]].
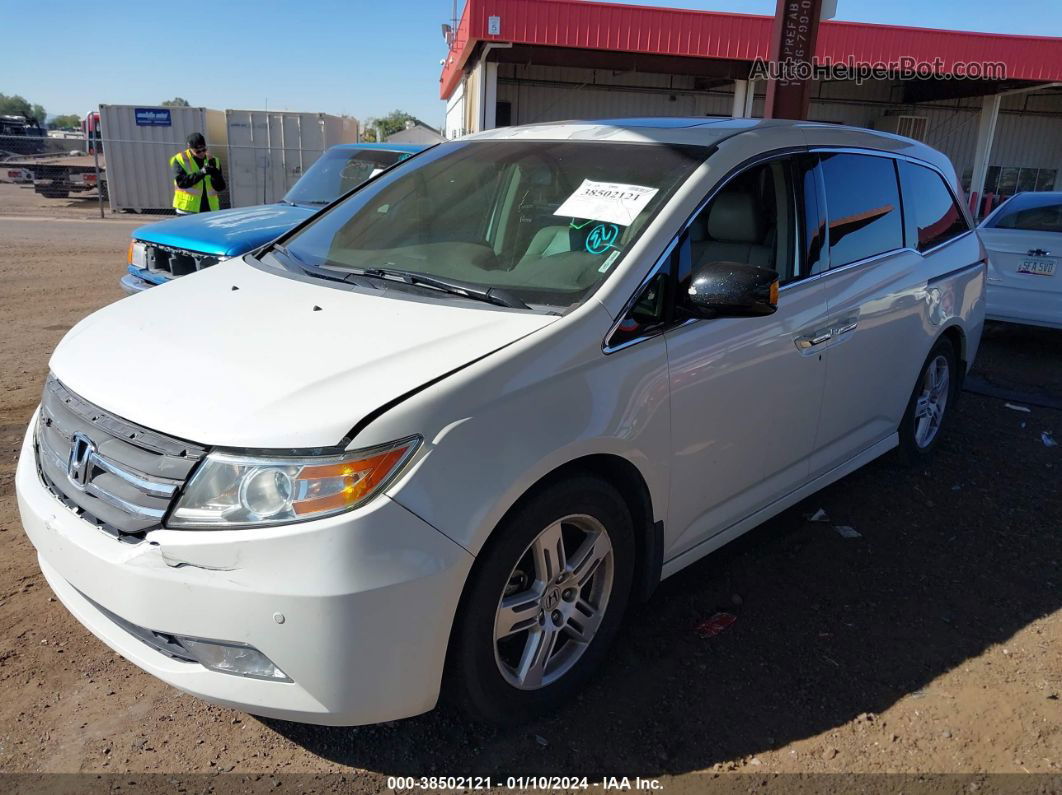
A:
[[7, 0, 1061, 128]]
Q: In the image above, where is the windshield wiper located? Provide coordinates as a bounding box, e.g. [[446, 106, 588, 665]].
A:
[[267, 247, 527, 309], [269, 243, 306, 267], [353, 266, 530, 309]]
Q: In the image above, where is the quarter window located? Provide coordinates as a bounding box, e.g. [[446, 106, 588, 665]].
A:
[[819, 153, 904, 267], [898, 161, 970, 252]]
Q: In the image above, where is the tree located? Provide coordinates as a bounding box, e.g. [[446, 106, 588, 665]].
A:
[[161, 97, 190, 107], [50, 114, 82, 130], [364, 109, 417, 141], [0, 93, 45, 124]]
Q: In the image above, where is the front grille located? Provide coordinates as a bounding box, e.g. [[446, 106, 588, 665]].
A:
[[144, 242, 220, 278], [35, 376, 206, 541]]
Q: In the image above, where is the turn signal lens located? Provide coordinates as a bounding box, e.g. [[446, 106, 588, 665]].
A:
[[168, 436, 420, 529], [292, 447, 409, 516]]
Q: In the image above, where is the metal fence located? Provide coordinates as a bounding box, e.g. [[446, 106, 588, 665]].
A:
[[0, 129, 351, 219]]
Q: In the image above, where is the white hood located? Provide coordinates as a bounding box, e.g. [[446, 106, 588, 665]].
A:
[[51, 259, 555, 448]]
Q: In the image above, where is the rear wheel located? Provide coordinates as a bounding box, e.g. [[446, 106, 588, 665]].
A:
[[896, 338, 959, 463], [446, 475, 634, 722]]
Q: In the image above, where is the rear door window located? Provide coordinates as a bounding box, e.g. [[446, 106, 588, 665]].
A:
[[819, 153, 904, 267], [898, 161, 971, 251]]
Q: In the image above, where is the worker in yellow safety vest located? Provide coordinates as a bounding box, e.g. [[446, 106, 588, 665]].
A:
[[170, 132, 225, 214]]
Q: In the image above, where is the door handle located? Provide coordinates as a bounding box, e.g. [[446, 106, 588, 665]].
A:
[[834, 320, 858, 335], [794, 330, 833, 350]]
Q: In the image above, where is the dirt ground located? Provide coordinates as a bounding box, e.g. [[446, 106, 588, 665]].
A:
[[0, 182, 117, 221], [0, 184, 1058, 788]]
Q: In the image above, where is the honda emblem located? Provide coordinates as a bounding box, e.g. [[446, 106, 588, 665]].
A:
[[67, 432, 96, 490]]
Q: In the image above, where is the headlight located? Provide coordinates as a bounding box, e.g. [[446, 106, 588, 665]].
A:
[[128, 240, 147, 268], [167, 436, 420, 529]]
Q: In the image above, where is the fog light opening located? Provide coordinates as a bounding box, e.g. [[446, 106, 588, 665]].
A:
[[175, 636, 291, 682]]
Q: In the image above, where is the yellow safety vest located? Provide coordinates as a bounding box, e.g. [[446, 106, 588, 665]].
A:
[[170, 148, 220, 212]]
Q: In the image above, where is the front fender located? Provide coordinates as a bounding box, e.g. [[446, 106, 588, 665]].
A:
[[375, 305, 672, 557]]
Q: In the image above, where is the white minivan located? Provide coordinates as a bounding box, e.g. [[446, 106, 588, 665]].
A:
[[17, 119, 985, 726]]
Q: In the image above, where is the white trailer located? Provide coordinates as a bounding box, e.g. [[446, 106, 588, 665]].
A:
[[99, 104, 227, 213], [224, 110, 358, 208]]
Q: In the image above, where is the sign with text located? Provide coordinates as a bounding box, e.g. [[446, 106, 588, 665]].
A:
[[134, 108, 172, 127], [763, 0, 826, 120], [554, 180, 659, 226]]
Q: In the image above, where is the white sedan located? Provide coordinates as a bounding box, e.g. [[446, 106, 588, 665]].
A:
[[979, 191, 1062, 329]]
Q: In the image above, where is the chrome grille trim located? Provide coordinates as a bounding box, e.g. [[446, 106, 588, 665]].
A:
[[88, 453, 179, 498], [84, 482, 167, 520], [35, 376, 206, 539], [36, 425, 179, 499]]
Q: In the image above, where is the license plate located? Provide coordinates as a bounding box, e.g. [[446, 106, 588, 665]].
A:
[[1018, 259, 1056, 276]]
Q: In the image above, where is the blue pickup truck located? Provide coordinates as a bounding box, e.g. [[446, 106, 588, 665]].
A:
[[121, 143, 424, 293]]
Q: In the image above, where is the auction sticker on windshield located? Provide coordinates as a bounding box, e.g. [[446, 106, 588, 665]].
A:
[[554, 179, 659, 226]]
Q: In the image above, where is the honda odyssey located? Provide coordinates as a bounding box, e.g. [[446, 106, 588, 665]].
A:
[[17, 118, 985, 725]]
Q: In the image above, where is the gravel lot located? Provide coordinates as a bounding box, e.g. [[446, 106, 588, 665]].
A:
[[0, 184, 1059, 786]]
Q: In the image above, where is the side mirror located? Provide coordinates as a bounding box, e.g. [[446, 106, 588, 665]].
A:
[[686, 261, 779, 318]]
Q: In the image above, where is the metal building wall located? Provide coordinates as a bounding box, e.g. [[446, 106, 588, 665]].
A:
[[445, 80, 467, 139], [496, 63, 733, 125], [494, 62, 1062, 191], [803, 83, 1062, 188], [224, 111, 358, 208]]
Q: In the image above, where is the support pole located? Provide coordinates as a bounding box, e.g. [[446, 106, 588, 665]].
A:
[[731, 79, 748, 118], [744, 79, 757, 118], [93, 143, 104, 219], [483, 61, 498, 130], [969, 94, 1001, 217]]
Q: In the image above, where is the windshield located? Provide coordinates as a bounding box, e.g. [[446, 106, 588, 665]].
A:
[[283, 148, 413, 205], [276, 140, 709, 310]]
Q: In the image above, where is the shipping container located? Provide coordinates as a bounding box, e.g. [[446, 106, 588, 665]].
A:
[[99, 104, 227, 213], [224, 111, 359, 208]]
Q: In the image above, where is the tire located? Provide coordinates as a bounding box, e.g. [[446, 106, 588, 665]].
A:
[[895, 337, 959, 464], [445, 475, 635, 723]]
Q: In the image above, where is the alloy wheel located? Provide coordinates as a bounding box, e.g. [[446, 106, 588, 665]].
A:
[[493, 514, 615, 690], [914, 354, 950, 448]]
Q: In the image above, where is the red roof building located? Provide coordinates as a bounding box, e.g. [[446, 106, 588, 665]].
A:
[[439, 0, 1062, 213]]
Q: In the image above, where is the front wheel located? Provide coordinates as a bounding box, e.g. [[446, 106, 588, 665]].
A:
[[896, 338, 959, 463], [446, 475, 634, 723]]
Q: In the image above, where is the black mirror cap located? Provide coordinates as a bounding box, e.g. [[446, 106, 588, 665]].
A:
[[686, 261, 779, 318]]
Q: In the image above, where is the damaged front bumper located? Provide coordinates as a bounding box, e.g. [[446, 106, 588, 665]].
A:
[[120, 265, 169, 295], [15, 413, 474, 725]]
